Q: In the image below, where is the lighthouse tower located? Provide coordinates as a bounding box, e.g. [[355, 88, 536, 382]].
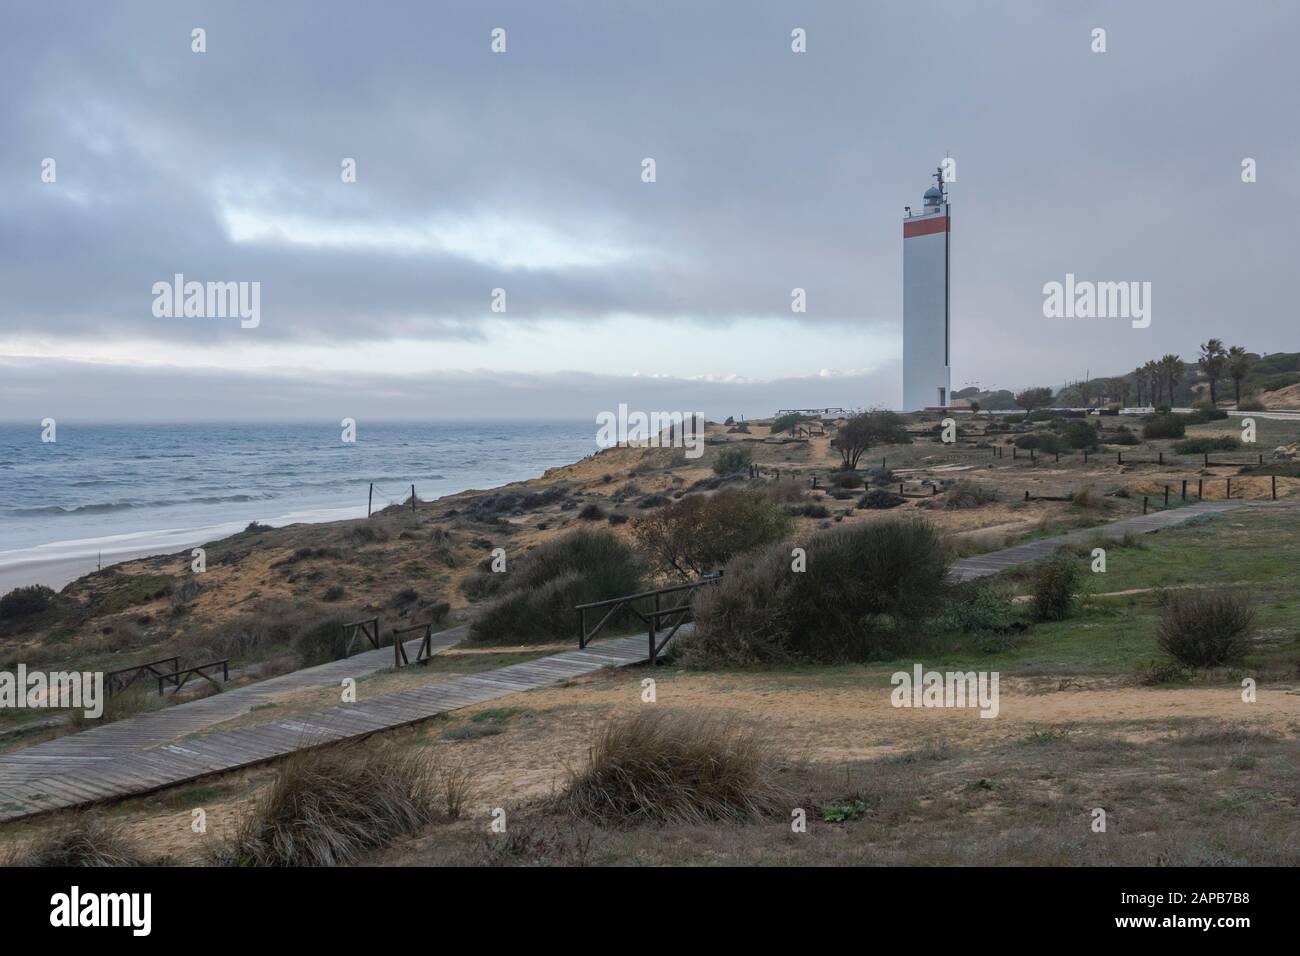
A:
[[902, 167, 951, 411]]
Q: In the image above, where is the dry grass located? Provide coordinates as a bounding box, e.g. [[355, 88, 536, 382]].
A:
[[1, 813, 152, 867], [552, 709, 789, 826], [211, 742, 456, 866]]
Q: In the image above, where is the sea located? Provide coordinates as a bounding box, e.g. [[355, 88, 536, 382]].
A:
[[0, 421, 599, 590]]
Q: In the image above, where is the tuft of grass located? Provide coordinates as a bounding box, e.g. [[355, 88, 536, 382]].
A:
[[1, 813, 152, 867], [553, 709, 787, 826], [212, 744, 445, 866]]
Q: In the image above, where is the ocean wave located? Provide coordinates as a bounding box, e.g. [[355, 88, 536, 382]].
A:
[[10, 491, 278, 517]]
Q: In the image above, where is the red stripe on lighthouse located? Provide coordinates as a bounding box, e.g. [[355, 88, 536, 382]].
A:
[[903, 215, 950, 238]]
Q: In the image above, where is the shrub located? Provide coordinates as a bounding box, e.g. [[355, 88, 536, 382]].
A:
[[631, 488, 791, 579], [1062, 420, 1099, 450], [769, 413, 810, 435], [1142, 414, 1186, 439], [1, 813, 151, 866], [0, 584, 56, 620], [944, 479, 998, 509], [765, 479, 806, 504], [469, 529, 645, 643], [322, 584, 346, 602], [1237, 395, 1265, 412], [1173, 436, 1241, 455], [213, 744, 447, 866], [1189, 401, 1229, 422], [1029, 556, 1082, 622], [685, 519, 951, 665], [786, 502, 830, 519], [931, 583, 1019, 636], [290, 614, 353, 666], [831, 471, 864, 490], [607, 512, 628, 525], [1106, 429, 1140, 446], [712, 445, 753, 476], [577, 503, 605, 521], [553, 709, 786, 825], [1156, 591, 1255, 667], [858, 489, 906, 509]]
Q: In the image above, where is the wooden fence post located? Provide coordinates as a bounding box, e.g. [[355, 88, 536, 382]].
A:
[[1273, 476, 1278, 500], [1143, 496, 1149, 515], [411, 484, 416, 514], [1164, 485, 1169, 507], [1198, 479, 1203, 500], [1181, 479, 1187, 501], [368, 482, 373, 518]]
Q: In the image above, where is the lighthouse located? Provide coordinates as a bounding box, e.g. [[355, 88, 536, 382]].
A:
[[902, 167, 951, 411]]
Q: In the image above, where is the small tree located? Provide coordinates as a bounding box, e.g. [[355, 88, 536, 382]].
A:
[[834, 409, 909, 471], [1159, 354, 1186, 406], [1014, 386, 1054, 414], [712, 445, 753, 476], [968, 400, 981, 417], [631, 488, 791, 580]]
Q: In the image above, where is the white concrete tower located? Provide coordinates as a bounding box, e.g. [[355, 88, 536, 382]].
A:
[[902, 167, 951, 411]]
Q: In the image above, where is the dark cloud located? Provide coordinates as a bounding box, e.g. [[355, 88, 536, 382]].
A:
[[1, 1, 1297, 400]]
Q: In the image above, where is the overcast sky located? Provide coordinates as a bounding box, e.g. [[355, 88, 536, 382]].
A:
[[2, 1, 1297, 421]]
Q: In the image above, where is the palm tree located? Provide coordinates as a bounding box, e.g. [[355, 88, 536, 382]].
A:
[[1160, 354, 1186, 407], [1143, 359, 1162, 408], [1198, 339, 1227, 405], [1227, 345, 1251, 405], [1133, 366, 1146, 406]]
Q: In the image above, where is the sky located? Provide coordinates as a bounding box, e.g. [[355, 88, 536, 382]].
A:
[[2, 0, 1298, 421]]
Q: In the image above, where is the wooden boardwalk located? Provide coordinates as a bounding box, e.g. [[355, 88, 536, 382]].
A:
[[0, 498, 1265, 824], [0, 633, 653, 823]]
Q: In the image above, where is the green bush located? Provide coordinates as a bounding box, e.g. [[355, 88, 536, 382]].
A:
[[931, 583, 1018, 636], [1062, 420, 1099, 451], [712, 445, 753, 476], [684, 519, 951, 666], [469, 529, 645, 644], [1157, 591, 1254, 667], [1173, 436, 1241, 455], [0, 585, 56, 619], [1142, 415, 1186, 440], [1029, 556, 1082, 622], [1236, 395, 1265, 412], [1106, 429, 1141, 446]]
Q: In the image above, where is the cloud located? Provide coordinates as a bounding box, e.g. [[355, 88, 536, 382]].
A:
[[2, 0, 1298, 412]]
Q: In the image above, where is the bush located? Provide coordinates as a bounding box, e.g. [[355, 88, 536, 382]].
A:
[[1014, 432, 1062, 454], [1188, 401, 1228, 423], [1142, 415, 1186, 440], [213, 744, 450, 866], [1156, 591, 1255, 667], [1237, 395, 1265, 411], [290, 614, 353, 666], [1106, 429, 1141, 446], [1062, 420, 1099, 451], [712, 445, 753, 475], [858, 488, 906, 509], [553, 709, 786, 825], [607, 512, 628, 525], [932, 583, 1019, 637], [1029, 556, 1082, 622], [1173, 436, 1241, 455], [0, 584, 56, 619], [944, 479, 998, 509], [831, 471, 864, 490], [786, 502, 830, 519], [1, 813, 151, 867], [684, 519, 951, 665], [769, 413, 810, 435], [632, 488, 791, 579], [577, 503, 605, 521], [469, 529, 645, 643], [764, 479, 806, 504]]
